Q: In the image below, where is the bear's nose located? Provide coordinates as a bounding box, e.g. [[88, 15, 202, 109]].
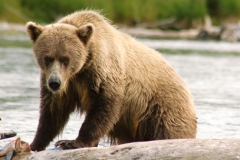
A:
[[48, 78, 61, 91]]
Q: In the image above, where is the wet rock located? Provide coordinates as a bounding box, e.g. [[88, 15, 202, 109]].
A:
[[0, 131, 17, 140]]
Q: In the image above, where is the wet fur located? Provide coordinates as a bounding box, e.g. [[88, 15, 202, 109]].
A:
[[27, 10, 197, 151]]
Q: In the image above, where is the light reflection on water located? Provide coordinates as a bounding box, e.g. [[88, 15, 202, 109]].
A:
[[162, 53, 240, 140], [0, 34, 240, 149]]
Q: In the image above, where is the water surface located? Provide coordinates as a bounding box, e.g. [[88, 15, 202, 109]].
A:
[[0, 33, 240, 149]]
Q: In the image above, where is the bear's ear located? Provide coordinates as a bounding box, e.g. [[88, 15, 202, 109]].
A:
[[76, 23, 94, 44], [26, 22, 44, 42]]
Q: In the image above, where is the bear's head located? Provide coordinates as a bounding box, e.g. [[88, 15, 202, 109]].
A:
[[26, 22, 94, 93]]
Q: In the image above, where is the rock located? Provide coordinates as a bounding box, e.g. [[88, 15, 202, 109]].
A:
[[1, 139, 240, 160], [0, 131, 17, 140]]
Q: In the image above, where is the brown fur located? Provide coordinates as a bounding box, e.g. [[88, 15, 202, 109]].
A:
[[26, 10, 197, 151]]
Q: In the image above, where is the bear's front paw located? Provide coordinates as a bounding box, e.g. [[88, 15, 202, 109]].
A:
[[54, 140, 79, 149], [30, 143, 46, 151]]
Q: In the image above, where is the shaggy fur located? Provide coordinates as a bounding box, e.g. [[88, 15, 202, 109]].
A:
[[26, 10, 197, 151]]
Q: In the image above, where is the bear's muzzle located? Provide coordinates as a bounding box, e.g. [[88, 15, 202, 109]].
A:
[[48, 77, 61, 91]]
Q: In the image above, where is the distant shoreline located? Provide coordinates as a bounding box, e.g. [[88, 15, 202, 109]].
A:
[[0, 22, 26, 32], [1, 22, 240, 42]]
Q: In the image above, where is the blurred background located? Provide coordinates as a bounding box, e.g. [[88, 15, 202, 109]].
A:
[[1, 0, 240, 27], [0, 0, 240, 149]]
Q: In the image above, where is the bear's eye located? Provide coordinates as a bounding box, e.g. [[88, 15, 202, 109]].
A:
[[60, 57, 69, 66], [43, 57, 54, 66]]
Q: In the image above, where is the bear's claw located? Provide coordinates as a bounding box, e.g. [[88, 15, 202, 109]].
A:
[[55, 140, 77, 149]]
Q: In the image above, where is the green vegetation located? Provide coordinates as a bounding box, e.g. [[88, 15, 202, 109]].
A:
[[0, 0, 29, 23], [1, 0, 240, 26], [206, 0, 240, 24]]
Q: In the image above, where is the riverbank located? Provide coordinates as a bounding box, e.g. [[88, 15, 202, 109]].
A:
[[2, 21, 240, 42], [0, 22, 26, 32]]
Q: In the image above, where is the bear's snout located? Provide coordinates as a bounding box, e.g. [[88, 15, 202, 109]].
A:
[[48, 77, 61, 91]]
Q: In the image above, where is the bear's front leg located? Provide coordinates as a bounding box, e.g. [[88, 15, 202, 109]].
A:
[[31, 81, 76, 151], [31, 106, 58, 151], [55, 83, 122, 149], [31, 105, 73, 151]]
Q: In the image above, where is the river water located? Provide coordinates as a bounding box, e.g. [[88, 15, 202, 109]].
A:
[[0, 32, 240, 149]]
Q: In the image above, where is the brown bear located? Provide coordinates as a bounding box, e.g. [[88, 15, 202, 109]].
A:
[[26, 10, 197, 151]]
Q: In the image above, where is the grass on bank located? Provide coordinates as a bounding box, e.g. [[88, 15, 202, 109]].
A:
[[1, 0, 240, 26], [0, 0, 30, 23]]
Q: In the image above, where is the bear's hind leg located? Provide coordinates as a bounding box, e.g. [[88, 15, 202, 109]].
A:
[[135, 104, 166, 141]]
